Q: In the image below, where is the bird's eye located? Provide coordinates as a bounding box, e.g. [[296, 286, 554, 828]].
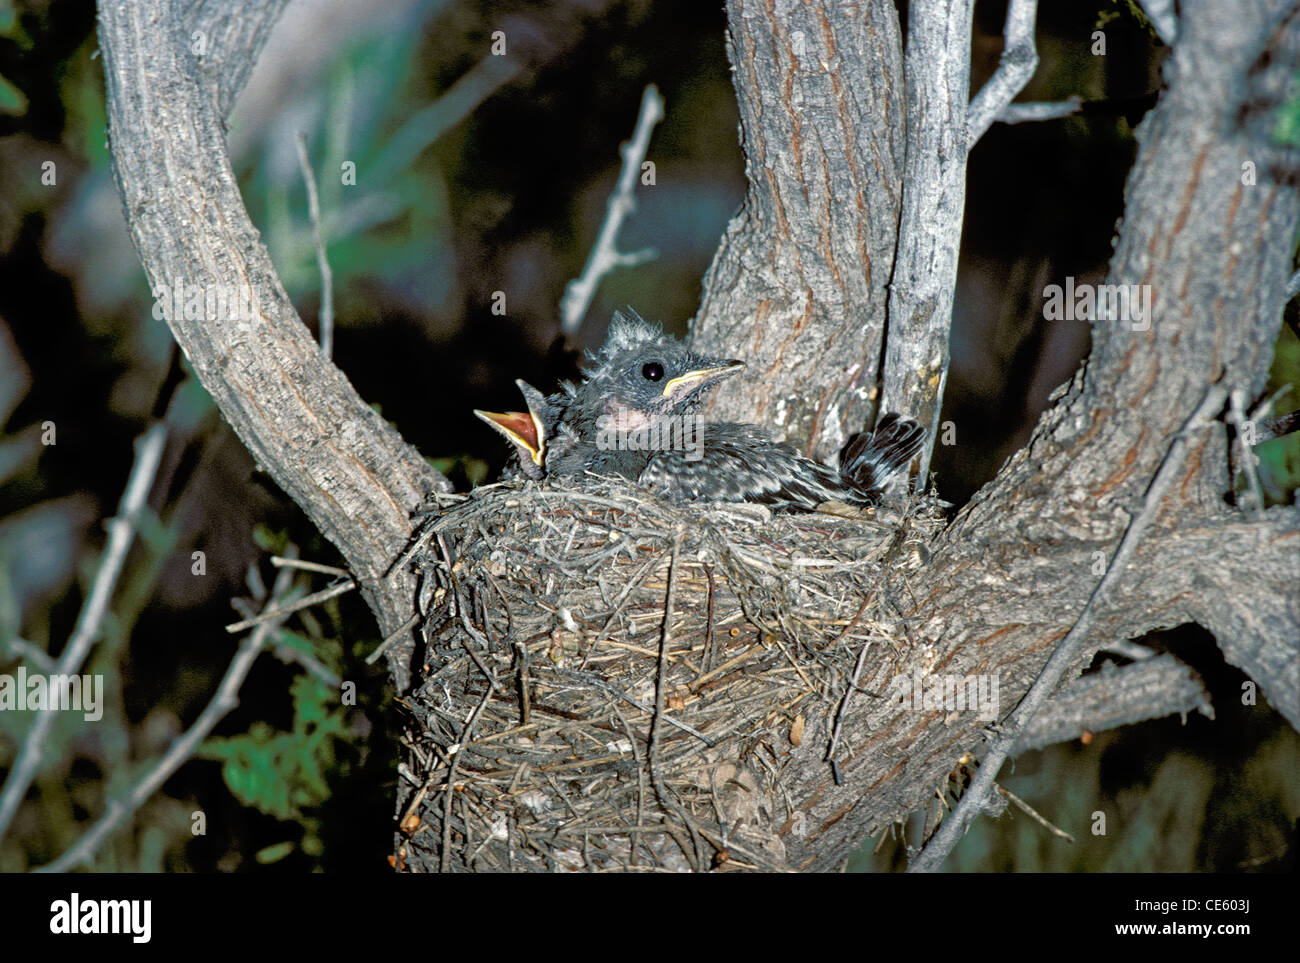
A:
[[641, 361, 665, 382]]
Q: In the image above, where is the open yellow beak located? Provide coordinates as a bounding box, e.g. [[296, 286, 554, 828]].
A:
[[474, 408, 546, 466]]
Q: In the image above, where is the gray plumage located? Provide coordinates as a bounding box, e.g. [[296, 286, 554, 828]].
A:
[[478, 309, 925, 511], [638, 415, 923, 512], [545, 309, 745, 479]]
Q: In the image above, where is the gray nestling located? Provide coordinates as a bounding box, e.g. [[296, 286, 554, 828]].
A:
[[476, 309, 925, 511]]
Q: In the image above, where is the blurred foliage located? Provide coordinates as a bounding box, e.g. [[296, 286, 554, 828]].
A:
[[0, 6, 26, 117], [1096, 0, 1160, 38], [0, 317, 93, 670], [1254, 321, 1300, 503], [199, 673, 347, 859], [857, 702, 1299, 872], [245, 35, 459, 323], [1273, 69, 1300, 148]]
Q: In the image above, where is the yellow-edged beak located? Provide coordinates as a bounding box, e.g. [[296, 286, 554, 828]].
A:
[[474, 408, 546, 465], [660, 360, 746, 400]]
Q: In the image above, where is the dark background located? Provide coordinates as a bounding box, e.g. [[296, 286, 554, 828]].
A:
[[0, 0, 1295, 872]]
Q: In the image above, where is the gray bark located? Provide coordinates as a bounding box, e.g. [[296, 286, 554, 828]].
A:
[[1009, 655, 1214, 757], [692, 0, 905, 462], [881, 0, 973, 483]]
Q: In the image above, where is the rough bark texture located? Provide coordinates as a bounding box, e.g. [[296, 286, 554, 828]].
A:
[[692, 0, 905, 462], [97, 0, 447, 692], [1009, 655, 1215, 756], [96, 0, 1299, 872], [881, 0, 974, 483]]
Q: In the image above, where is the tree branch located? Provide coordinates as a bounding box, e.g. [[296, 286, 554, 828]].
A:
[[560, 84, 665, 335], [294, 132, 334, 359], [753, 0, 1299, 872], [1010, 654, 1215, 756], [97, 0, 446, 692], [36, 557, 299, 872], [967, 0, 1041, 147], [881, 0, 974, 483], [179, 0, 290, 120], [909, 382, 1227, 872], [0, 423, 166, 842], [994, 96, 1083, 126]]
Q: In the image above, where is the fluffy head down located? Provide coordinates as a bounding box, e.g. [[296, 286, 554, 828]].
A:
[[569, 308, 745, 425]]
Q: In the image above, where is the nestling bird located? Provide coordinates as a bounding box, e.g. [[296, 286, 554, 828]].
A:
[[476, 309, 925, 511], [473, 379, 558, 480]]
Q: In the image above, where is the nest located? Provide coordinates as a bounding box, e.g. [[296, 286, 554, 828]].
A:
[[394, 475, 945, 872]]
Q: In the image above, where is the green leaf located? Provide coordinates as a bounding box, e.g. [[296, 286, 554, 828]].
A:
[[0, 73, 26, 116], [251, 524, 290, 554], [273, 628, 320, 659], [1269, 69, 1300, 149], [255, 841, 296, 864], [200, 669, 347, 821]]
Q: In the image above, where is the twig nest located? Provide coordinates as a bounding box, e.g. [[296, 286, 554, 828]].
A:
[[398, 475, 944, 872]]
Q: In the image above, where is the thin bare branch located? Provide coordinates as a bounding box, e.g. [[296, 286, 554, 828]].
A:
[[648, 533, 706, 870], [270, 555, 348, 577], [1102, 640, 1155, 661], [996, 784, 1074, 842], [37, 559, 299, 871], [968, 0, 1041, 146], [439, 685, 495, 873], [561, 84, 665, 335], [294, 131, 334, 358], [366, 612, 420, 666], [995, 96, 1083, 126], [0, 422, 167, 842], [223, 579, 356, 633], [1228, 388, 1265, 516]]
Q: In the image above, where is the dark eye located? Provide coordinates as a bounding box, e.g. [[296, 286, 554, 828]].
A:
[[641, 361, 665, 382]]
